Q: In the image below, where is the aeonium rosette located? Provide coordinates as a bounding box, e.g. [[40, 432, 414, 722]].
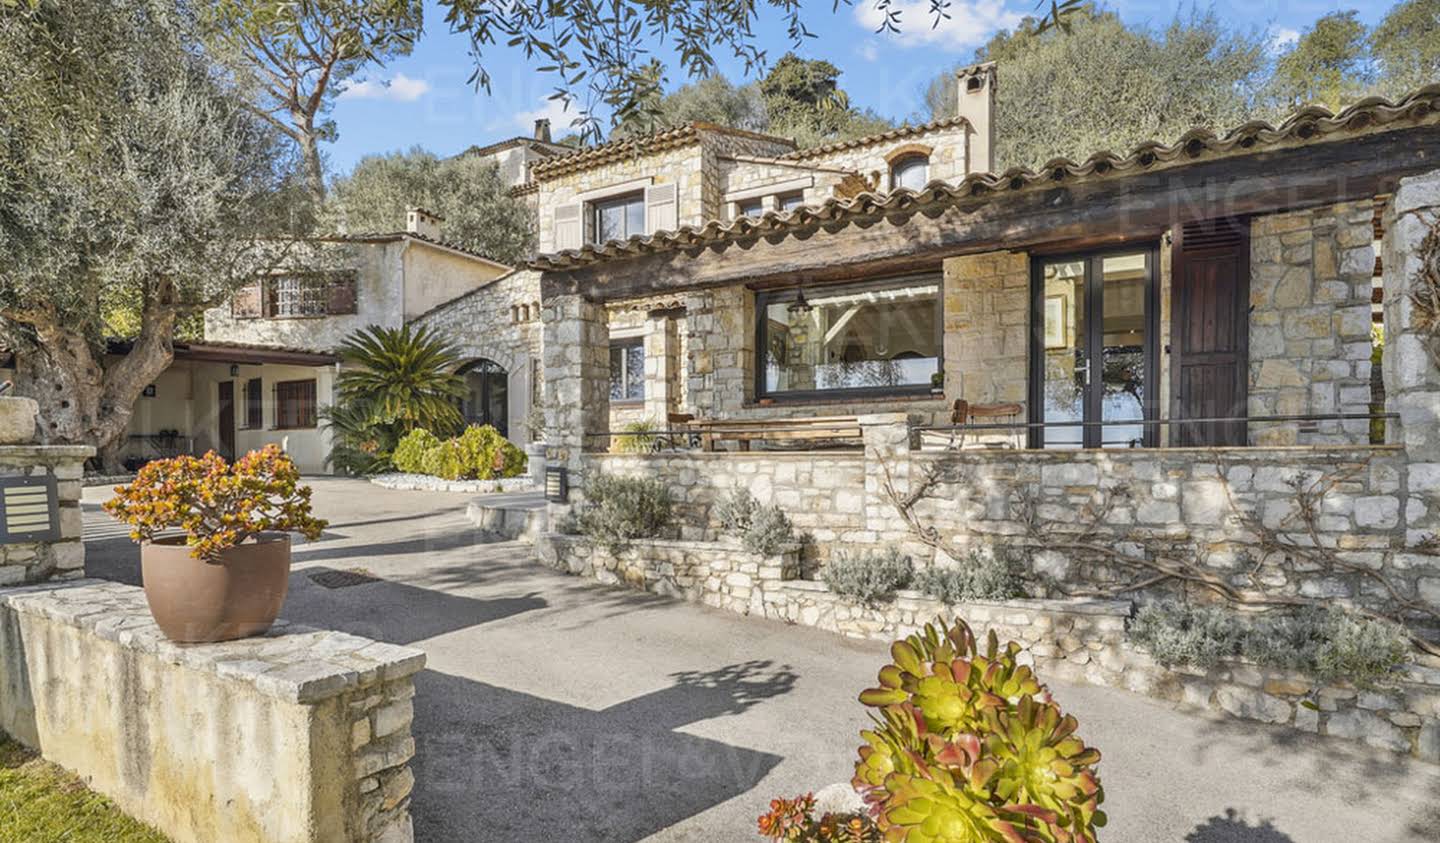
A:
[[103, 445, 327, 560]]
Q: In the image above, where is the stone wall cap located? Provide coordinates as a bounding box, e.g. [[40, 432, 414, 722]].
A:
[[0, 444, 97, 459], [856, 413, 911, 425], [0, 580, 426, 704]]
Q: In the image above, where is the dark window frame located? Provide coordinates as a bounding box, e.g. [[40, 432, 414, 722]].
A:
[[736, 198, 765, 219], [1027, 245, 1161, 450], [273, 379, 318, 430], [241, 378, 264, 430], [588, 191, 646, 245], [753, 273, 945, 403], [609, 336, 645, 404], [776, 191, 805, 211]]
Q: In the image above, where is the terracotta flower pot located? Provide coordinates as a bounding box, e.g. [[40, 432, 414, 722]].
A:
[[141, 534, 292, 643]]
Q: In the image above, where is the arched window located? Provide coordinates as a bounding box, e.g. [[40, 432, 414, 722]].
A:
[[890, 154, 929, 191], [458, 358, 508, 437]]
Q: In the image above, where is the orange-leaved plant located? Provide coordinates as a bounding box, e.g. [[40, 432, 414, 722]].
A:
[[104, 446, 327, 560]]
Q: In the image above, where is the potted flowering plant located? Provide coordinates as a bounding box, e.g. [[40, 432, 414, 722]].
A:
[[103, 445, 327, 643]]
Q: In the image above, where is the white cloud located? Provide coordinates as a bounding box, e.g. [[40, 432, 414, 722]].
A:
[[513, 95, 577, 133], [853, 0, 1024, 50], [337, 73, 432, 102], [858, 41, 881, 63], [1269, 27, 1300, 52]]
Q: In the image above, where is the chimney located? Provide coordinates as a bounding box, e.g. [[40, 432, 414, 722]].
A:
[[534, 118, 552, 143], [955, 62, 997, 175], [405, 207, 444, 241]]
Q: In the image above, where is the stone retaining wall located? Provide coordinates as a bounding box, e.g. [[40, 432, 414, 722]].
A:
[[0, 445, 91, 586], [369, 472, 534, 494], [537, 533, 1440, 762], [0, 580, 425, 843]]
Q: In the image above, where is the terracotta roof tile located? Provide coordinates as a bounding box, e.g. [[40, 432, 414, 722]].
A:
[[779, 117, 971, 161], [531, 86, 1440, 271], [529, 122, 796, 181]]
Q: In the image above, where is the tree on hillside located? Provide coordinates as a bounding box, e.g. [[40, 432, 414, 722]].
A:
[[926, 8, 1271, 171], [203, 0, 424, 201], [0, 0, 308, 468], [1269, 11, 1373, 111], [612, 54, 893, 148], [326, 149, 534, 263], [1371, 0, 1440, 96]]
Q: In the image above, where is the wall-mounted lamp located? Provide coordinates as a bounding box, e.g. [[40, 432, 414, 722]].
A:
[[230, 364, 240, 377]]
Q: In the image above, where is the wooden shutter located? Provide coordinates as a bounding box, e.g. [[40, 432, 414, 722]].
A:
[[644, 183, 678, 233], [1170, 217, 1250, 447], [231, 282, 264, 319], [326, 276, 357, 315], [553, 203, 582, 251], [244, 378, 264, 429]]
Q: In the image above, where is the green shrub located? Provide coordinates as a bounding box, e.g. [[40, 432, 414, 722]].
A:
[[392, 429, 440, 474], [393, 425, 526, 481], [716, 488, 796, 557], [914, 550, 1024, 603], [1130, 601, 1410, 686], [821, 547, 913, 605], [609, 419, 660, 454], [576, 473, 674, 553]]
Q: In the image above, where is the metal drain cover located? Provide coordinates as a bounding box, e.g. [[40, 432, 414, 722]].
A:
[[308, 569, 381, 589]]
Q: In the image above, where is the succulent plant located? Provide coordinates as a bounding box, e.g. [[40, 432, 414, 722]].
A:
[[853, 619, 1106, 843]]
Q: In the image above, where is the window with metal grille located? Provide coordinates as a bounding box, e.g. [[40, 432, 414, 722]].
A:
[[274, 379, 317, 429], [269, 276, 329, 317], [242, 378, 263, 429]]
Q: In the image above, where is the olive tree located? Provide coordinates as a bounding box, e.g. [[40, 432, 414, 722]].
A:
[[0, 0, 308, 468]]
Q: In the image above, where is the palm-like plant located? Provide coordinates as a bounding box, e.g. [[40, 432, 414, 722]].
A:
[[335, 325, 466, 436], [320, 401, 400, 476]]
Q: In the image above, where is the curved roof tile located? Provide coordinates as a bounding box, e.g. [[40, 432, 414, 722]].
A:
[[531, 86, 1440, 271]]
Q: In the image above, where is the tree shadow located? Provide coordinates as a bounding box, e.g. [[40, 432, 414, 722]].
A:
[[280, 566, 546, 646], [1185, 809, 1296, 842], [411, 660, 798, 842]]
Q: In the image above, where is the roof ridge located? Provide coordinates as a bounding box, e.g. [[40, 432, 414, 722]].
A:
[[529, 122, 796, 181], [780, 116, 971, 160], [529, 83, 1440, 272]]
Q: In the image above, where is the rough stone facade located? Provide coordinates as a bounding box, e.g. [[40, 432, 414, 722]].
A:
[[583, 415, 1440, 622], [0, 580, 425, 843], [537, 534, 1440, 763], [943, 251, 1029, 407], [0, 446, 90, 586], [1248, 201, 1377, 445], [412, 269, 543, 443]]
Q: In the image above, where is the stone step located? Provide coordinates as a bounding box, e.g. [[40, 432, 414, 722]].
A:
[[465, 492, 547, 543]]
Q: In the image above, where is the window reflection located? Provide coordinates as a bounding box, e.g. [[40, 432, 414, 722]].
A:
[[761, 277, 940, 395]]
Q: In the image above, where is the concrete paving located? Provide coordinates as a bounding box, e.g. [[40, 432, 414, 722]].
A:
[[84, 477, 1440, 843]]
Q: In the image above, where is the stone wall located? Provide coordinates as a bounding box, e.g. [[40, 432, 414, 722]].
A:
[[536, 533, 1440, 763], [582, 418, 1440, 621], [943, 250, 1028, 408], [413, 269, 544, 444], [1248, 201, 1376, 446], [0, 445, 89, 586], [0, 580, 425, 843]]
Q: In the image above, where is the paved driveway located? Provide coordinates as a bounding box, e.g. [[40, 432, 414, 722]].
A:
[[84, 477, 1440, 842]]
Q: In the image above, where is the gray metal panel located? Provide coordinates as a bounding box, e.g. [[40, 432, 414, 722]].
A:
[[0, 474, 61, 543]]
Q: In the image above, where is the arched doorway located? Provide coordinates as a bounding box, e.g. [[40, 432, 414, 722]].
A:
[[459, 359, 508, 437]]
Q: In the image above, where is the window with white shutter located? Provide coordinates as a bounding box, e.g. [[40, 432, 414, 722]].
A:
[[644, 183, 678, 234], [553, 203, 582, 251]]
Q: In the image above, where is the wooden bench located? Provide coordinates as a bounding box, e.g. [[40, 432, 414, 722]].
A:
[[670, 413, 862, 451]]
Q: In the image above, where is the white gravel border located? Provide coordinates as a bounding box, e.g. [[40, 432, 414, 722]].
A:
[[369, 472, 535, 494]]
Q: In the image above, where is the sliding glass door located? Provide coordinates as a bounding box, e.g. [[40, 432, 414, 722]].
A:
[[1030, 248, 1159, 449]]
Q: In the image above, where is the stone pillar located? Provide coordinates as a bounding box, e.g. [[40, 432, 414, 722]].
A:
[[542, 294, 610, 466], [943, 251, 1028, 406], [1383, 170, 1440, 462], [643, 312, 679, 423], [0, 444, 92, 586], [684, 287, 753, 417]]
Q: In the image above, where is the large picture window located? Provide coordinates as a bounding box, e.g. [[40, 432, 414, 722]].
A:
[[756, 275, 942, 399], [609, 338, 645, 402]]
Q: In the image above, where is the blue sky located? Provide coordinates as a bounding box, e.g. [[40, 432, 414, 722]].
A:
[[326, 0, 1390, 176]]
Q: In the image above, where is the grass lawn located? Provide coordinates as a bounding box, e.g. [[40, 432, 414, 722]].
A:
[[0, 736, 169, 843]]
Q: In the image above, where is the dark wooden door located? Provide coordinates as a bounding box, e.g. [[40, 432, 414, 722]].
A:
[[1170, 218, 1249, 446], [217, 381, 236, 459]]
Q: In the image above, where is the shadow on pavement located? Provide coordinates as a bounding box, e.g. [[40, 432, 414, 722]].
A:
[[281, 566, 547, 646], [411, 660, 798, 842], [1185, 809, 1296, 842]]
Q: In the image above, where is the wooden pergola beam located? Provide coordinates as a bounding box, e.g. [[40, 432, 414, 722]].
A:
[[541, 125, 1440, 302]]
